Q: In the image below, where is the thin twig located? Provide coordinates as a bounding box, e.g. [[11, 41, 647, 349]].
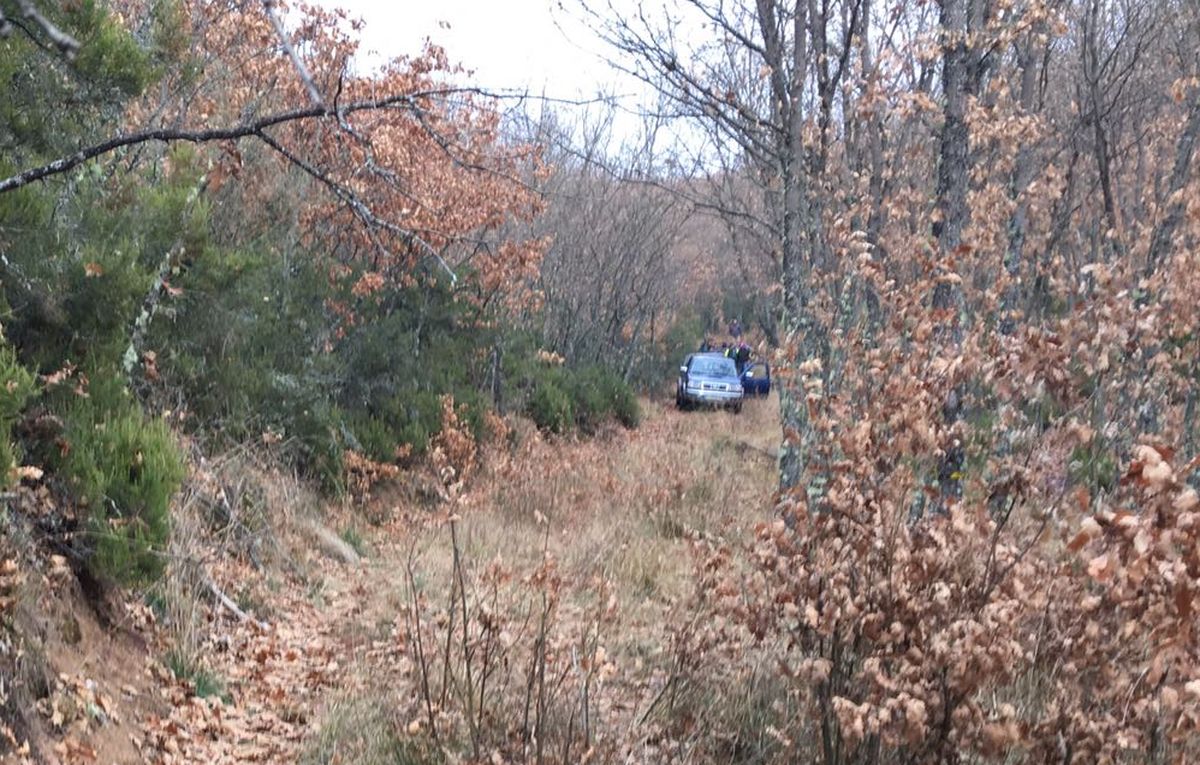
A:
[[450, 520, 481, 759], [405, 551, 440, 741]]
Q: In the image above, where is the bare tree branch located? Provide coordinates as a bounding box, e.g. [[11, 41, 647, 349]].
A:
[[0, 88, 471, 195], [7, 0, 80, 58], [252, 127, 458, 284], [261, 0, 324, 107]]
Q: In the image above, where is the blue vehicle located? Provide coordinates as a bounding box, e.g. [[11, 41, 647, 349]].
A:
[[740, 360, 771, 396], [677, 353, 744, 413]]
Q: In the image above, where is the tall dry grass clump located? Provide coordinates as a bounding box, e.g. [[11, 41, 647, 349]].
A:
[[388, 393, 639, 763], [362, 395, 780, 764], [153, 437, 327, 688]]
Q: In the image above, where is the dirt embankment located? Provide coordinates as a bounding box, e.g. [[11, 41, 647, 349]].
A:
[[2, 395, 780, 764]]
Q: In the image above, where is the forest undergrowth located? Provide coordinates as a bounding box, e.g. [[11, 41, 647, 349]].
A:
[[5, 0, 1200, 762], [1, 395, 780, 765]]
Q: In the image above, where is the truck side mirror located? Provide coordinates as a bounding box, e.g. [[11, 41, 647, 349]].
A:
[[679, 365, 688, 374]]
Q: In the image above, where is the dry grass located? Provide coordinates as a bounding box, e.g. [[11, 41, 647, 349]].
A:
[[157, 444, 324, 663], [386, 395, 778, 632], [455, 395, 775, 583], [3, 396, 783, 763], [298, 693, 440, 765], [324, 395, 782, 762]]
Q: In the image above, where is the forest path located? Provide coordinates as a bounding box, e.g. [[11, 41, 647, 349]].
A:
[[135, 395, 778, 764]]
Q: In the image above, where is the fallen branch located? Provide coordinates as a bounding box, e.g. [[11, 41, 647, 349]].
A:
[[204, 574, 269, 631], [301, 518, 362, 565]]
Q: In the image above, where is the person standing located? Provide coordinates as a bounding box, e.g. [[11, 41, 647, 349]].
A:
[[735, 343, 750, 373]]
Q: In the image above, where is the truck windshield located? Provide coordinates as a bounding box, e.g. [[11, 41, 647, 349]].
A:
[[690, 356, 737, 377]]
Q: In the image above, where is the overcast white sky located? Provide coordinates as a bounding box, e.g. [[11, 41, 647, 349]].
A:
[[316, 0, 632, 99], [310, 1, 707, 159]]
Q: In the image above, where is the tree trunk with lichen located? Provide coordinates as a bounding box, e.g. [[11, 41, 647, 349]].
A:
[[930, 0, 979, 510], [765, 0, 822, 499]]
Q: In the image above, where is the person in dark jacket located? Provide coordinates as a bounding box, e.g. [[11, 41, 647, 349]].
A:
[[735, 344, 751, 373]]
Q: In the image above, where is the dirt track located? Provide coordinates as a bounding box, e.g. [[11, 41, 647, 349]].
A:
[[4, 395, 780, 764]]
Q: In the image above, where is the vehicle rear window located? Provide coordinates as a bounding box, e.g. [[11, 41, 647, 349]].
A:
[[690, 356, 738, 376]]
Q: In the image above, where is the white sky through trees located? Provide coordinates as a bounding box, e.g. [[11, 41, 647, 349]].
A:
[[316, 0, 620, 97], [313, 0, 703, 158]]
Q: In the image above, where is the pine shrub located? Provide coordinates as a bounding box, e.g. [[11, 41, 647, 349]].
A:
[[0, 344, 36, 482], [62, 380, 184, 584], [526, 381, 574, 434], [565, 366, 640, 432]]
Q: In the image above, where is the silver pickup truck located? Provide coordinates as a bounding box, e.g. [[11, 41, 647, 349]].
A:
[[676, 352, 744, 413]]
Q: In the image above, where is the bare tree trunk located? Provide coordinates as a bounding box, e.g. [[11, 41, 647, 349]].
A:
[[1000, 29, 1045, 333], [930, 0, 978, 510], [934, 0, 970, 293], [763, 0, 816, 493], [490, 342, 504, 414], [861, 0, 886, 249], [811, 0, 832, 174], [1081, 0, 1125, 259], [1145, 87, 1200, 276]]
